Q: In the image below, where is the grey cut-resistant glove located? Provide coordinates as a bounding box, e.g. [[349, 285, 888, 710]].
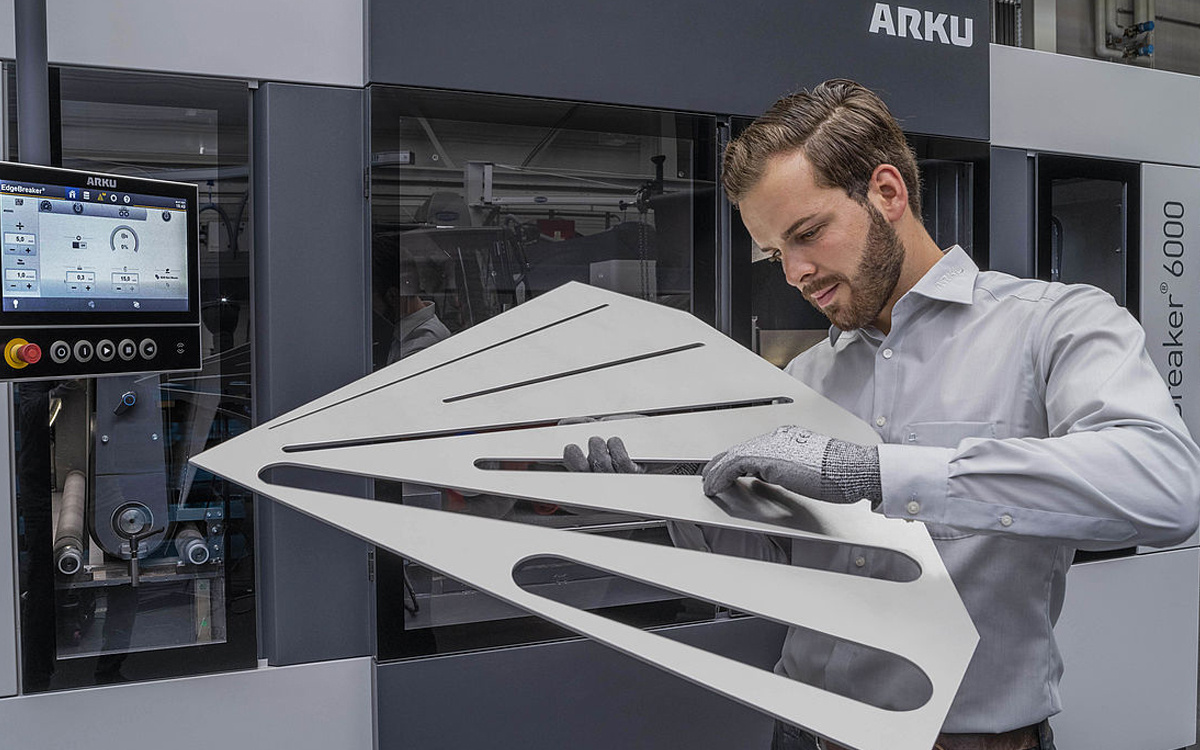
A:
[[701, 426, 882, 506], [563, 435, 644, 473], [561, 416, 704, 475]]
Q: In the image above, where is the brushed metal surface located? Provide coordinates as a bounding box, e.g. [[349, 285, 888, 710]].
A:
[[192, 282, 977, 750]]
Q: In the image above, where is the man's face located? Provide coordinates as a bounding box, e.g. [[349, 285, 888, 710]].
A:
[[739, 150, 905, 331]]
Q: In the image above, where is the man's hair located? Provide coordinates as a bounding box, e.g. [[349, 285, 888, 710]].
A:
[[721, 79, 922, 218]]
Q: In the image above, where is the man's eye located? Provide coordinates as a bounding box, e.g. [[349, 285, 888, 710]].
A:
[[799, 226, 821, 241]]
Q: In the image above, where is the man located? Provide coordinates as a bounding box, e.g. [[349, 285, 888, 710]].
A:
[[566, 80, 1200, 750], [371, 241, 452, 367]]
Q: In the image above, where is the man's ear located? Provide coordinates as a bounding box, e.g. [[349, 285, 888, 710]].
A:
[[868, 163, 909, 222]]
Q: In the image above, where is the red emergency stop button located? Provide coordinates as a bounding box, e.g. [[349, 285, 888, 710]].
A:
[[16, 342, 40, 364], [4, 338, 40, 369]]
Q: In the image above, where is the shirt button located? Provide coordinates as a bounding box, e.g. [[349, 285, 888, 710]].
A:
[[882, 348, 894, 359], [906, 500, 921, 515], [1000, 514, 1014, 527], [854, 556, 867, 568], [876, 416, 887, 427]]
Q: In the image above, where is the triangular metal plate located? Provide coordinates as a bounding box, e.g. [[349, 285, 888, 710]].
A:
[[192, 282, 977, 750]]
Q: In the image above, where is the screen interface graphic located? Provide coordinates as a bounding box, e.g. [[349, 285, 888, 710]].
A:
[[1, 178, 189, 313]]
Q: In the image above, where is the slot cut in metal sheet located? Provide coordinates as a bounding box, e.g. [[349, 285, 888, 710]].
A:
[[192, 282, 977, 750]]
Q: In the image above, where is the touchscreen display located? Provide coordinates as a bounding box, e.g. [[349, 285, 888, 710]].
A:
[[1, 178, 189, 313]]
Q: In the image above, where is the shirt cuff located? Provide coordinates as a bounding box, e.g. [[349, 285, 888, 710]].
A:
[[877, 444, 956, 522]]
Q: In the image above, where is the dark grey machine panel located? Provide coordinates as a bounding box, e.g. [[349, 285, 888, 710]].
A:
[[989, 146, 1037, 277], [378, 617, 787, 749], [253, 83, 372, 665], [369, 0, 989, 140]]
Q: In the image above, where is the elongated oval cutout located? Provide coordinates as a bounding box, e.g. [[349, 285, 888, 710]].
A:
[[258, 465, 920, 583], [282, 397, 794, 454], [258, 465, 372, 498], [514, 555, 934, 712]]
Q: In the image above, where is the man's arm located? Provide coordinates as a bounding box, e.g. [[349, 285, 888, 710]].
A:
[[878, 285, 1200, 549]]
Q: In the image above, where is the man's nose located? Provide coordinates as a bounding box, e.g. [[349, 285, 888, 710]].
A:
[[781, 253, 816, 288]]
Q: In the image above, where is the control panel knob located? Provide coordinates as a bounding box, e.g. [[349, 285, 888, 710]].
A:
[[114, 391, 137, 416]]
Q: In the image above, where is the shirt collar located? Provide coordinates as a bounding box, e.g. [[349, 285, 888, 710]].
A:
[[906, 245, 978, 305], [396, 300, 438, 341], [828, 246, 977, 346]]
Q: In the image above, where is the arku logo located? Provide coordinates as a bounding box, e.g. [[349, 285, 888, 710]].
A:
[[869, 3, 975, 47], [87, 176, 118, 189]]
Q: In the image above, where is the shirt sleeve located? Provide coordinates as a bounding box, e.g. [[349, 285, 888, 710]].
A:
[[878, 285, 1200, 549]]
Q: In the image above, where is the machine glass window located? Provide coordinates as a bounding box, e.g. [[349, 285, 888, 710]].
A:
[[370, 86, 720, 659], [1036, 155, 1139, 309], [11, 67, 255, 692], [1047, 177, 1128, 304]]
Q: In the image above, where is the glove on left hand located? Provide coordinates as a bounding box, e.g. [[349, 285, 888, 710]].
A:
[[701, 425, 882, 506], [564, 435, 644, 473]]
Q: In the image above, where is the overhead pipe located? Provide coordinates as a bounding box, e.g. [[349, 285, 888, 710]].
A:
[[1105, 0, 1124, 38], [1134, 0, 1151, 26], [1133, 0, 1155, 65], [1095, 0, 1124, 58]]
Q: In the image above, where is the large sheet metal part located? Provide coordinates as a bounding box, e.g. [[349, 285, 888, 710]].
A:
[[192, 283, 977, 750]]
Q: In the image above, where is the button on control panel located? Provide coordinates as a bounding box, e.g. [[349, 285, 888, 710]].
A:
[[49, 340, 70, 364], [4, 338, 41, 369], [73, 340, 94, 363], [0, 325, 199, 380]]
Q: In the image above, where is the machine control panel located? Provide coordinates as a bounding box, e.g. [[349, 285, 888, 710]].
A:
[[3, 325, 199, 378], [0, 162, 201, 380]]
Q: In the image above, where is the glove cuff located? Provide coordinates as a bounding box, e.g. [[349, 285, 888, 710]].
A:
[[820, 439, 883, 506]]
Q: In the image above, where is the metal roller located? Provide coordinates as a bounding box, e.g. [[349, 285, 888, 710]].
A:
[[174, 524, 210, 566], [54, 470, 87, 575]]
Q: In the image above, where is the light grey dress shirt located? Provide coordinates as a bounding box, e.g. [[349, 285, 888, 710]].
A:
[[683, 246, 1200, 733], [387, 301, 452, 364]]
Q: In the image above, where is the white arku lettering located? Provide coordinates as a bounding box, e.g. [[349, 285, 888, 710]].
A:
[[950, 15, 974, 47], [868, 3, 975, 48], [924, 11, 949, 44], [869, 3, 896, 36], [898, 6, 921, 37]]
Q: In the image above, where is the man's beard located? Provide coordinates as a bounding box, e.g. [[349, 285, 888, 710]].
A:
[[803, 205, 905, 331]]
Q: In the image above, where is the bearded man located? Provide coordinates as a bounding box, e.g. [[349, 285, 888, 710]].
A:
[[566, 80, 1200, 750]]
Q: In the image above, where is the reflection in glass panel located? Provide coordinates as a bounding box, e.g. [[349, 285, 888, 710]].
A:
[[1049, 178, 1126, 304], [370, 87, 718, 659], [920, 158, 974, 257], [13, 68, 254, 691]]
